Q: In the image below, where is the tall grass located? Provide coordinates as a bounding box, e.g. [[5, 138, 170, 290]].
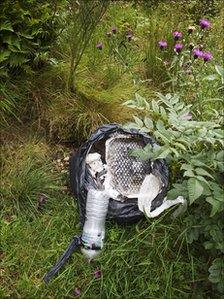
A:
[[1, 139, 60, 214], [1, 199, 209, 298]]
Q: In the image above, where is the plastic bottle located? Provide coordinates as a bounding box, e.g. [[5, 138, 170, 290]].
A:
[[81, 189, 109, 260]]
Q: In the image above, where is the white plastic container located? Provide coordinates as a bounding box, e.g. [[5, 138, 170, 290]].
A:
[[81, 189, 109, 260]]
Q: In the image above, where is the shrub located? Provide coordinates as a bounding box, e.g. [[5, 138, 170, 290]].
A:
[[0, 0, 65, 77], [124, 92, 224, 293]]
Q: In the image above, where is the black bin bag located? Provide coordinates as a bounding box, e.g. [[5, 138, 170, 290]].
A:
[[70, 123, 169, 225], [44, 124, 169, 283]]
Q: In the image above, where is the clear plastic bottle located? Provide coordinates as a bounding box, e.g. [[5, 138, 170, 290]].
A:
[[81, 189, 109, 260]]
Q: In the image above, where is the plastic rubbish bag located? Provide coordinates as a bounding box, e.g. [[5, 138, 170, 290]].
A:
[[44, 123, 171, 282], [69, 123, 169, 225]]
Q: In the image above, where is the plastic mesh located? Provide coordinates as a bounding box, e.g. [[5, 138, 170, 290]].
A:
[[106, 136, 151, 198]]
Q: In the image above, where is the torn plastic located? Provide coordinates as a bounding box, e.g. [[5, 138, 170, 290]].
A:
[[70, 123, 170, 225], [44, 123, 186, 282]]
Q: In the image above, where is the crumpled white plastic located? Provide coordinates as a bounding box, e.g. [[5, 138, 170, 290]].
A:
[[138, 174, 187, 218]]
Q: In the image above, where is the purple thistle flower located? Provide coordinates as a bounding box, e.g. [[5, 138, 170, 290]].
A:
[[111, 27, 118, 34], [202, 51, 213, 62], [96, 43, 103, 50], [174, 43, 184, 53], [73, 288, 81, 297], [172, 31, 182, 40], [192, 48, 203, 59], [158, 40, 167, 50], [94, 269, 102, 279], [199, 19, 211, 29]]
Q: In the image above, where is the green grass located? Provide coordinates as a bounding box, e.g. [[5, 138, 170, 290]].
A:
[[1, 194, 209, 299], [1, 1, 223, 298], [0, 137, 211, 299], [0, 138, 212, 298]]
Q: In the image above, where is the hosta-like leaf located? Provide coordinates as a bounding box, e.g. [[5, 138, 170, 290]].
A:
[[187, 178, 204, 204]]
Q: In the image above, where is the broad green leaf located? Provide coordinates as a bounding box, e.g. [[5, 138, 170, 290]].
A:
[[196, 176, 211, 187], [195, 168, 214, 179], [187, 178, 204, 204], [184, 170, 195, 177], [181, 164, 193, 171]]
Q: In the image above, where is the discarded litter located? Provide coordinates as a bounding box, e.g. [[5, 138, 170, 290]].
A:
[[44, 124, 186, 282]]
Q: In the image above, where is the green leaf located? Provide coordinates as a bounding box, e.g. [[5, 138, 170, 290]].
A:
[[0, 50, 10, 63], [209, 258, 224, 288], [187, 178, 204, 204], [153, 147, 171, 159], [160, 106, 167, 120], [151, 100, 159, 113], [170, 147, 180, 158], [144, 117, 154, 130], [206, 197, 222, 216], [130, 143, 153, 160], [184, 170, 195, 177], [174, 142, 187, 152], [0, 22, 14, 32], [195, 168, 214, 179], [156, 119, 165, 131], [196, 176, 211, 187], [133, 116, 143, 127], [181, 164, 193, 171]]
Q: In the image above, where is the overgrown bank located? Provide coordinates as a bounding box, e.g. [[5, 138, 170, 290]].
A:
[[1, 1, 223, 298]]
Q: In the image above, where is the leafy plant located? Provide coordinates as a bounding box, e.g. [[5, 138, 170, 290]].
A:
[[124, 92, 224, 293], [0, 0, 65, 77]]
